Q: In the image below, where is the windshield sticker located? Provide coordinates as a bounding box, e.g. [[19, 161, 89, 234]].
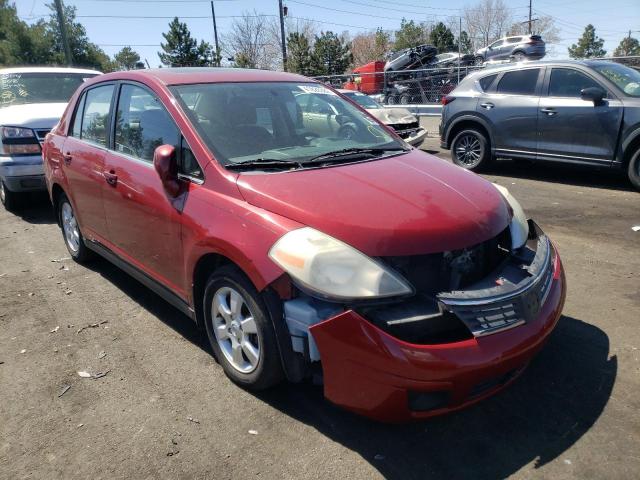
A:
[[298, 85, 336, 95]]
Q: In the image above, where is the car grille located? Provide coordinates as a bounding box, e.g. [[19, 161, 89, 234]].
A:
[[388, 121, 420, 139], [34, 129, 51, 144]]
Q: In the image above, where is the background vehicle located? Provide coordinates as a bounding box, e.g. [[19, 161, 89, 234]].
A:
[[339, 89, 427, 147], [431, 52, 476, 71], [474, 35, 546, 64], [439, 60, 640, 190], [0, 67, 100, 209]]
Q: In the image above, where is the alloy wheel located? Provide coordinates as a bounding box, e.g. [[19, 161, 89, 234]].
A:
[[61, 202, 80, 253], [0, 181, 5, 204], [454, 133, 482, 168], [211, 286, 261, 374]]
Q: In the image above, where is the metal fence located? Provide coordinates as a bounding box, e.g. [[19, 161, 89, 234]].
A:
[[313, 56, 640, 106]]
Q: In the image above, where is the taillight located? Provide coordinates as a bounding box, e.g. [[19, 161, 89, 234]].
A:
[[441, 95, 455, 106], [0, 126, 41, 155]]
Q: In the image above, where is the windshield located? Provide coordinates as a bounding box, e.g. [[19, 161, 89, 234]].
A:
[[172, 82, 402, 167], [343, 91, 382, 109], [591, 63, 640, 97], [0, 72, 97, 107]]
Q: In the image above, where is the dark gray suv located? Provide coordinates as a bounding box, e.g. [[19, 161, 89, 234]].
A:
[[439, 61, 640, 190]]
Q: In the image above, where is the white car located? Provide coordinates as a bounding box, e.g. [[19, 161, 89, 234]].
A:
[[339, 89, 427, 148], [0, 67, 101, 209]]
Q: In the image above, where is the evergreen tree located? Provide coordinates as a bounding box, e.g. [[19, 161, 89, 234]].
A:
[[158, 17, 212, 67], [310, 31, 352, 76], [456, 31, 473, 54], [394, 19, 429, 50], [114, 46, 141, 70], [430, 22, 456, 53], [233, 52, 253, 68], [613, 36, 640, 57], [568, 24, 607, 59], [286, 32, 312, 75]]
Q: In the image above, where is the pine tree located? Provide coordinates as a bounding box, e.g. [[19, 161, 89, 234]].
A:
[[158, 17, 212, 67], [613, 36, 640, 57], [568, 24, 607, 59], [114, 46, 141, 70], [310, 31, 352, 76], [430, 22, 456, 53], [287, 32, 312, 75], [456, 31, 473, 54], [394, 19, 429, 50]]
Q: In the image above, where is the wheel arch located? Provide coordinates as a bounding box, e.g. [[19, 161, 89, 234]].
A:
[[621, 127, 640, 167], [50, 183, 67, 226], [446, 116, 493, 152]]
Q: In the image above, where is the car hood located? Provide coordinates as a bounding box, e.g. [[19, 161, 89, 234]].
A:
[[0, 102, 67, 129], [366, 107, 417, 125], [236, 151, 511, 256]]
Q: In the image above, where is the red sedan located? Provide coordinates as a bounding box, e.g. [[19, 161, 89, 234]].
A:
[[43, 68, 566, 422]]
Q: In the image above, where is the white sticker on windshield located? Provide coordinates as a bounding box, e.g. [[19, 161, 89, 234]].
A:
[[298, 85, 336, 95]]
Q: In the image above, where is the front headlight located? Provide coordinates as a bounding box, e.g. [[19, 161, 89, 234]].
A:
[[269, 227, 413, 301], [494, 184, 529, 250]]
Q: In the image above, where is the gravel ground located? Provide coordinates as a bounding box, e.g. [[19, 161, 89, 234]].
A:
[[1, 139, 639, 479]]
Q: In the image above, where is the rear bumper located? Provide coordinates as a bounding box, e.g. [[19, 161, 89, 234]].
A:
[[0, 155, 46, 192], [310, 249, 566, 423]]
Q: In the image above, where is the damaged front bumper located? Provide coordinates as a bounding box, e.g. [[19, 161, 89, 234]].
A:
[[290, 222, 566, 422]]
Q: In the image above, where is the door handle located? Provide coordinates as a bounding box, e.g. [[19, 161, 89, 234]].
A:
[[541, 108, 557, 116], [480, 102, 495, 110], [63, 153, 72, 165], [103, 170, 118, 186]]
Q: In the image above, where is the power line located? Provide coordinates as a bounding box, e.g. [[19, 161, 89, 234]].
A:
[[286, 0, 408, 21]]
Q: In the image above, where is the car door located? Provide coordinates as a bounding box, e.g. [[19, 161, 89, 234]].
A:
[[477, 67, 543, 158], [61, 83, 115, 242], [537, 67, 624, 165], [486, 39, 504, 60], [101, 82, 188, 296]]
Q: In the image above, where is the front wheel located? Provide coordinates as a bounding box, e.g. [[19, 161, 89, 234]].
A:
[[0, 180, 20, 211], [399, 94, 411, 105], [628, 148, 640, 191], [512, 51, 526, 62], [474, 56, 484, 66], [203, 265, 284, 391], [451, 128, 491, 171]]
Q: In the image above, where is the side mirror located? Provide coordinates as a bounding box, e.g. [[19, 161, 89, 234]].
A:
[[581, 87, 606, 105], [153, 144, 180, 197]]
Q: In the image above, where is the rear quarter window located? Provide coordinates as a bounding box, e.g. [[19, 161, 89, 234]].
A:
[[479, 74, 498, 92]]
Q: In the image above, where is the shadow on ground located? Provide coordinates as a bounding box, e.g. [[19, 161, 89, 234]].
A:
[[8, 192, 57, 225], [80, 255, 616, 480]]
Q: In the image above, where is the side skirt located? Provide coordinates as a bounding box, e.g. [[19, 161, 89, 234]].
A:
[[85, 240, 196, 322]]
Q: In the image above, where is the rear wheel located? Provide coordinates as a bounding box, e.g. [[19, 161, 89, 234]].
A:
[[58, 194, 95, 263], [451, 128, 491, 171], [399, 94, 411, 105], [628, 148, 640, 191], [203, 265, 284, 391], [474, 56, 484, 66], [0, 180, 20, 211], [513, 51, 526, 62]]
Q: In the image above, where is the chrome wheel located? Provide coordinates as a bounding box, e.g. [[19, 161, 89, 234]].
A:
[[61, 202, 80, 253], [0, 181, 5, 204], [454, 134, 482, 168], [211, 286, 261, 374]]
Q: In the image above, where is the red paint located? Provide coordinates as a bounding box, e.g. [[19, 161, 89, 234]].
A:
[[43, 69, 566, 422]]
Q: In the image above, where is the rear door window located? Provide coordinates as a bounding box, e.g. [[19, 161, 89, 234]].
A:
[[80, 85, 115, 147], [114, 84, 179, 162], [548, 68, 604, 98], [496, 69, 541, 95]]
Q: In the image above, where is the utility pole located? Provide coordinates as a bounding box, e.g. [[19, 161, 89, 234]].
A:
[[528, 0, 532, 34], [54, 0, 73, 65], [458, 16, 462, 83], [278, 0, 287, 71], [210, 1, 220, 66]]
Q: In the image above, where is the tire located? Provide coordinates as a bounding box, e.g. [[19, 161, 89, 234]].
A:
[[399, 94, 411, 105], [338, 125, 357, 140], [57, 193, 95, 263], [203, 265, 284, 391], [0, 180, 20, 211], [387, 95, 398, 105], [451, 128, 491, 171], [628, 148, 640, 191], [474, 56, 484, 66], [513, 51, 526, 62]]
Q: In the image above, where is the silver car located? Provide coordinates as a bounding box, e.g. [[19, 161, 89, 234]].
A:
[[0, 67, 101, 210], [475, 35, 545, 64]]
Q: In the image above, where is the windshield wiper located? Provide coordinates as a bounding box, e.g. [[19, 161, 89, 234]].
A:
[[305, 146, 409, 165], [225, 158, 303, 171]]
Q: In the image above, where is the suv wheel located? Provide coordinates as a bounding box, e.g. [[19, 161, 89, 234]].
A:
[[58, 194, 95, 262], [203, 265, 284, 391], [399, 94, 410, 105], [0, 180, 19, 211], [474, 56, 484, 66], [628, 148, 640, 191], [513, 51, 526, 61], [451, 128, 491, 171]]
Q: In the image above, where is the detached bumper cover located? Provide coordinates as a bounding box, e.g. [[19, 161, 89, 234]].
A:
[[310, 244, 566, 423]]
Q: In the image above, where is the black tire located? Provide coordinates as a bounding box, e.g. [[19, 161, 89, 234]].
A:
[[57, 193, 95, 263], [474, 56, 484, 66], [387, 95, 398, 105], [628, 148, 640, 191], [338, 125, 357, 140], [399, 94, 411, 105], [0, 180, 20, 211], [203, 265, 284, 391], [512, 51, 526, 62], [451, 128, 491, 171]]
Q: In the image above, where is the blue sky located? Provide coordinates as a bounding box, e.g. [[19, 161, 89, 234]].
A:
[[14, 0, 640, 67]]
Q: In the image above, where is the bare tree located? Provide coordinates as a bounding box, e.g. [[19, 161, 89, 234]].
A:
[[508, 15, 560, 45], [224, 11, 272, 69], [351, 29, 392, 66], [464, 0, 513, 49]]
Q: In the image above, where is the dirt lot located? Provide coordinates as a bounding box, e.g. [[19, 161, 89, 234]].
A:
[[1, 138, 639, 479]]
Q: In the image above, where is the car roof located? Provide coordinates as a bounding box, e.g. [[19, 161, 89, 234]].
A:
[[466, 59, 609, 79], [93, 67, 312, 86], [0, 66, 102, 75]]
